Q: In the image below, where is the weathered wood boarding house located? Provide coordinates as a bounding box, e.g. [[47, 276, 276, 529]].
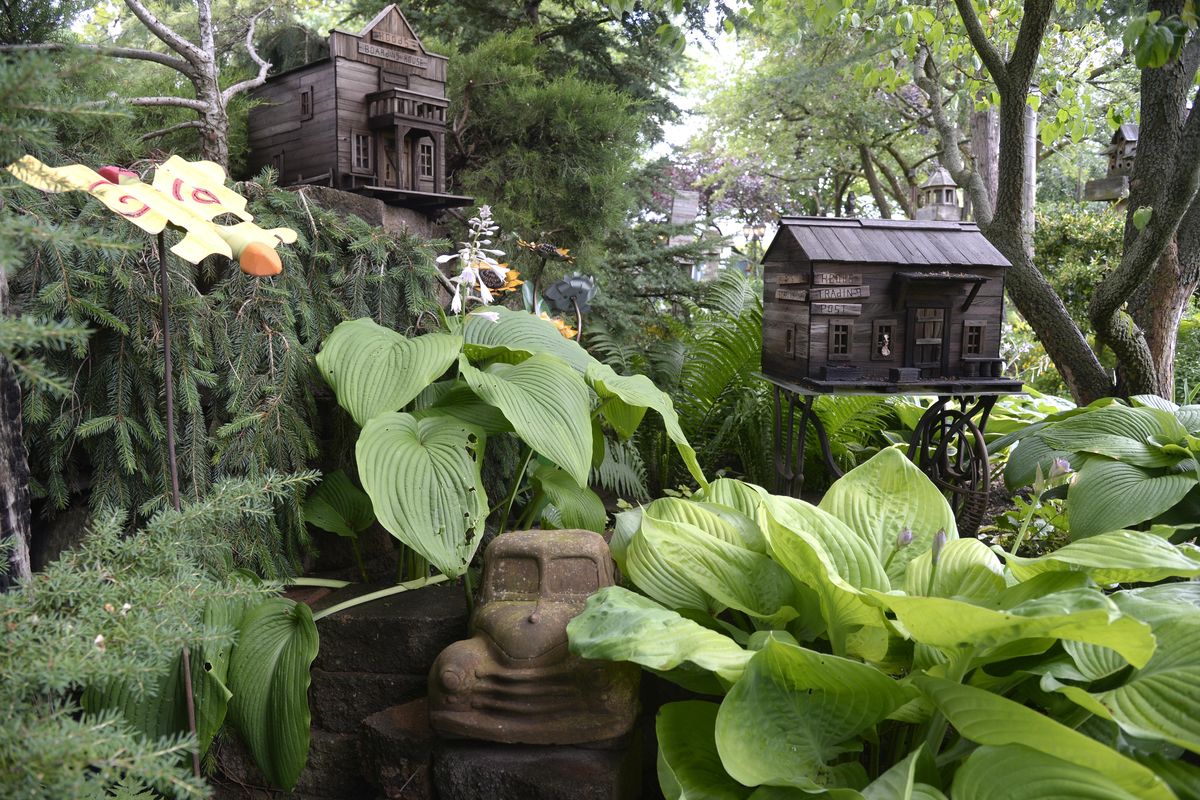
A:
[[761, 217, 1021, 392], [246, 5, 471, 211]]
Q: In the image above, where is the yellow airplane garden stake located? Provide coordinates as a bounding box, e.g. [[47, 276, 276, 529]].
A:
[[5, 154, 297, 778]]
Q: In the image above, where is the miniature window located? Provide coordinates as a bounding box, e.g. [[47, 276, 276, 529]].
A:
[[872, 319, 896, 361], [419, 141, 434, 178], [828, 320, 852, 361], [352, 131, 372, 172], [784, 324, 796, 358], [299, 87, 313, 120], [963, 321, 986, 356], [491, 557, 539, 601], [545, 557, 600, 596]]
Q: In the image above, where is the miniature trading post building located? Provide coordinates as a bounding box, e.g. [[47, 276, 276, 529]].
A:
[[245, 5, 471, 212], [760, 216, 1021, 393]]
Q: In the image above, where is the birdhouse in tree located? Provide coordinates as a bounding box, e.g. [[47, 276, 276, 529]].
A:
[[760, 216, 1021, 392], [914, 167, 961, 221], [1084, 123, 1138, 202], [245, 5, 472, 213]]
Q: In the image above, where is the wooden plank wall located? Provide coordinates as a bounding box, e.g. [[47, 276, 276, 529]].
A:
[[246, 62, 336, 183], [763, 257, 1006, 382], [334, 59, 380, 180], [761, 235, 812, 382]]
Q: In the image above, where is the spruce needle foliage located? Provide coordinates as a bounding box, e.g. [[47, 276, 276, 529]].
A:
[[7, 171, 440, 574], [0, 475, 309, 800]]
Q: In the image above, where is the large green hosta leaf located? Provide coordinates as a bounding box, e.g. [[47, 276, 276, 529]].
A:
[[951, 745, 1143, 800], [657, 701, 751, 800], [904, 538, 1004, 603], [1067, 458, 1196, 539], [356, 412, 487, 577], [460, 354, 592, 486], [586, 361, 706, 488], [227, 598, 319, 792], [697, 478, 767, 522], [915, 677, 1174, 800], [761, 495, 889, 662], [818, 448, 957, 583], [316, 319, 462, 427], [1044, 611, 1200, 754], [462, 306, 595, 372], [714, 637, 912, 790], [566, 586, 751, 684], [868, 588, 1155, 667], [302, 470, 374, 539], [82, 597, 243, 757], [1044, 404, 1189, 468], [634, 501, 806, 626], [530, 461, 606, 533], [1001, 529, 1200, 584], [411, 379, 513, 435]]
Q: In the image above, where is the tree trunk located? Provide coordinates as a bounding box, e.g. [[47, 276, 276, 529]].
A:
[[1128, 240, 1200, 398], [0, 270, 32, 590], [969, 105, 999, 209], [859, 145, 892, 218]]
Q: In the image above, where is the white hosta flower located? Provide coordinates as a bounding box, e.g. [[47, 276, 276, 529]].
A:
[[437, 206, 509, 315]]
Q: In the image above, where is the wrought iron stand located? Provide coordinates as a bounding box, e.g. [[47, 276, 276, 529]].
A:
[[768, 378, 1002, 536]]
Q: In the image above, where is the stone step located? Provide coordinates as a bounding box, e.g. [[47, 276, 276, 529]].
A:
[[211, 729, 371, 800], [359, 698, 643, 800], [311, 668, 428, 734], [312, 583, 468, 675]]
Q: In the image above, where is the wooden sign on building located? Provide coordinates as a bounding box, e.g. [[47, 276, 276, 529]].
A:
[[246, 5, 472, 213], [760, 217, 1020, 392]]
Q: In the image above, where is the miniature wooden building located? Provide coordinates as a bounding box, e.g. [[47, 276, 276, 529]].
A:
[[760, 217, 1021, 392], [246, 5, 471, 211], [1084, 124, 1138, 202], [914, 167, 962, 221]]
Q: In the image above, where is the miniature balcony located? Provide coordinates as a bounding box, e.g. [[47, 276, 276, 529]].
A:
[[366, 88, 448, 130]]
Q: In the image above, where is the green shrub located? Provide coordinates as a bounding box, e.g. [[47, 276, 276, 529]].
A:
[[569, 447, 1200, 797]]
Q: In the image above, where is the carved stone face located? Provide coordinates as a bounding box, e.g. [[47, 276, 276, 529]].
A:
[[427, 529, 640, 745]]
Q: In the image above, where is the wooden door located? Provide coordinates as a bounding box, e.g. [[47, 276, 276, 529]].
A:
[[907, 306, 948, 377]]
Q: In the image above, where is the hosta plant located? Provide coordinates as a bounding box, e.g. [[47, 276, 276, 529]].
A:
[[567, 447, 1200, 799], [997, 395, 1200, 539], [314, 307, 704, 578]]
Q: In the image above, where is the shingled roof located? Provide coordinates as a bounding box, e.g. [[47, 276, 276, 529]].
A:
[[768, 216, 1011, 268]]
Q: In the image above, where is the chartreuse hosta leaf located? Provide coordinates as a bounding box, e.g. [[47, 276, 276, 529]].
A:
[[952, 744, 1143, 799], [868, 587, 1155, 667], [586, 361, 707, 488], [1000, 529, 1200, 584], [633, 499, 806, 626], [460, 354, 592, 486], [647, 496, 766, 552], [566, 586, 751, 684], [656, 701, 751, 800], [356, 412, 487, 578], [315, 318, 462, 427], [915, 677, 1175, 800], [818, 447, 957, 584], [696, 477, 767, 522], [529, 461, 605, 533], [760, 495, 890, 662], [714, 637, 914, 791], [1044, 403, 1190, 468], [904, 538, 1004, 603], [461, 306, 596, 371], [227, 598, 319, 792], [302, 470, 374, 538], [1067, 457, 1196, 539], [1043, 607, 1200, 754]]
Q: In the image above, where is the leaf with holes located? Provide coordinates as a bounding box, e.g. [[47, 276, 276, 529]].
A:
[[461, 354, 592, 486], [356, 412, 487, 577]]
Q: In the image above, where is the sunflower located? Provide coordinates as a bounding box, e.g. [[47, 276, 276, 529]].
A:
[[477, 263, 524, 295]]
